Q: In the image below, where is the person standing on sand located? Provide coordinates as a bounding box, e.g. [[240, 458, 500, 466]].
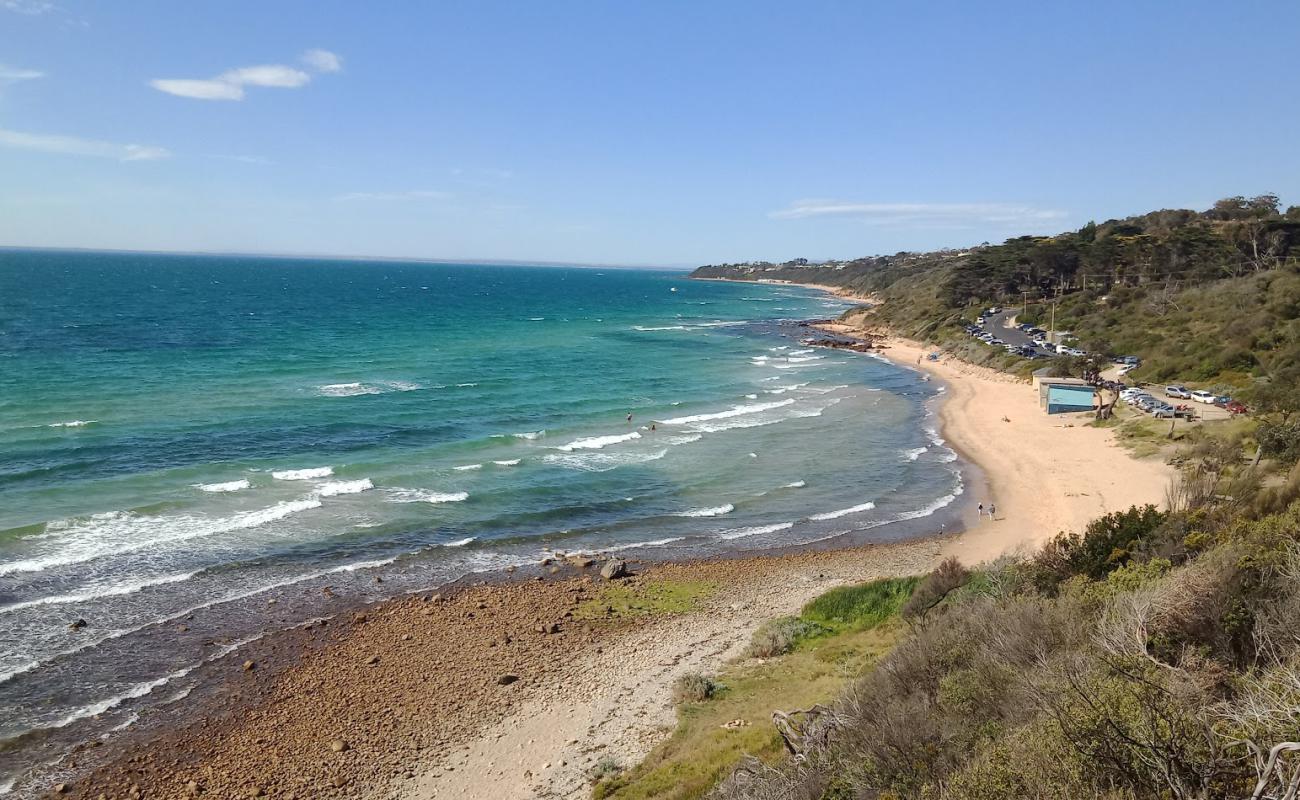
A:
[[977, 502, 984, 518], [989, 502, 997, 520]]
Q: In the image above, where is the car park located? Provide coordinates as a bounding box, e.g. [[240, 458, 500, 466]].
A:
[[1165, 385, 1191, 399], [1190, 390, 1217, 403]]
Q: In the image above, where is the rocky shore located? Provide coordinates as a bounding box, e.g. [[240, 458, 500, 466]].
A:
[[43, 541, 947, 800]]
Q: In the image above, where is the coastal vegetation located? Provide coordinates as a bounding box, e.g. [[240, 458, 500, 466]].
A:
[[692, 195, 1300, 389]]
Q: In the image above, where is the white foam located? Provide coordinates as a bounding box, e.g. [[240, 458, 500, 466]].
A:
[[442, 537, 476, 547], [542, 448, 667, 473], [903, 447, 929, 461], [0, 571, 200, 614], [314, 478, 374, 497], [783, 480, 806, 489], [454, 463, 483, 471], [664, 433, 702, 445], [634, 324, 689, 331], [196, 479, 251, 493], [456, 382, 478, 388], [388, 489, 469, 504], [605, 537, 685, 552], [492, 459, 521, 466], [379, 380, 423, 392], [745, 393, 758, 399], [809, 501, 876, 521], [676, 504, 734, 518], [556, 431, 641, 451], [47, 419, 96, 428], [719, 522, 794, 540], [272, 466, 333, 481], [660, 399, 794, 426], [318, 382, 383, 397], [512, 430, 545, 440], [0, 499, 323, 576]]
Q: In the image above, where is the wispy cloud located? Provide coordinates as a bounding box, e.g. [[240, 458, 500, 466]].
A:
[[150, 49, 341, 101], [301, 49, 342, 73], [0, 128, 170, 161], [0, 64, 44, 82], [1, 0, 55, 14], [769, 199, 1068, 228], [334, 190, 452, 202]]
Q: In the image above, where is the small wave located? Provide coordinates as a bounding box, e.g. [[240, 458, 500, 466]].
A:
[[606, 537, 685, 552], [315, 478, 374, 497], [195, 479, 251, 493], [454, 464, 483, 471], [633, 324, 688, 331], [378, 380, 423, 392], [528, 317, 545, 321], [556, 431, 641, 451], [0, 499, 322, 577], [745, 393, 758, 399], [272, 466, 333, 481], [785, 355, 824, 363], [542, 448, 667, 473], [456, 382, 478, 388], [924, 426, 946, 446], [492, 459, 521, 466], [783, 480, 806, 489], [442, 537, 476, 547], [318, 382, 384, 397], [664, 433, 702, 445], [0, 571, 199, 614], [48, 419, 96, 428], [512, 430, 545, 440], [903, 447, 929, 461], [719, 522, 793, 540], [809, 501, 876, 521], [660, 399, 794, 426], [676, 504, 734, 518], [388, 489, 469, 504]]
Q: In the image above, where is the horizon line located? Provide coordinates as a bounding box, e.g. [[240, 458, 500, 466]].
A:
[[0, 244, 693, 271]]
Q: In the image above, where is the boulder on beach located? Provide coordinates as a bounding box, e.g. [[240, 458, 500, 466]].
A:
[[600, 559, 629, 580]]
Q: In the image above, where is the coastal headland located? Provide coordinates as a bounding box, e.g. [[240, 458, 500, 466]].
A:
[[41, 284, 1173, 800]]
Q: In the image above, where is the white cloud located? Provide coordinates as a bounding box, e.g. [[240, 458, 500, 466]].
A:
[[0, 128, 170, 161], [151, 53, 335, 101], [769, 199, 1068, 228], [301, 49, 342, 73], [0, 64, 44, 82], [1, 0, 56, 14], [334, 190, 451, 202]]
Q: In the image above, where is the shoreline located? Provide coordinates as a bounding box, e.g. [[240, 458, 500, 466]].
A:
[[23, 281, 1173, 800]]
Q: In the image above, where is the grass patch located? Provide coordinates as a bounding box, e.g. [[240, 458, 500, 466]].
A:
[[801, 576, 920, 632], [574, 578, 715, 621], [595, 623, 899, 800], [594, 577, 917, 800], [744, 616, 828, 658]]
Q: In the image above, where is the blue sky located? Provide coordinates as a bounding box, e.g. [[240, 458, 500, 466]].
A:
[[1, 1, 1297, 266]]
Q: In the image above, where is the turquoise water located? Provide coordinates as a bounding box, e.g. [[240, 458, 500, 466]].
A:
[[0, 251, 960, 788]]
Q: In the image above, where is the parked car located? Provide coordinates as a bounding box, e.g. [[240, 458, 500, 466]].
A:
[[1190, 390, 1217, 404], [1165, 385, 1192, 399], [1150, 403, 1176, 417], [1212, 396, 1233, 408]]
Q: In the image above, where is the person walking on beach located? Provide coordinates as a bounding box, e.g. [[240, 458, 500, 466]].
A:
[[989, 502, 997, 520], [977, 502, 984, 518]]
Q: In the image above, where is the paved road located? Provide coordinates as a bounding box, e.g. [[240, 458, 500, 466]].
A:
[[983, 308, 1039, 348]]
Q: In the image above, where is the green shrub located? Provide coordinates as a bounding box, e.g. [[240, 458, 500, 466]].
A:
[[745, 616, 826, 658], [1031, 505, 1167, 589], [901, 557, 971, 619], [671, 672, 719, 704], [802, 576, 920, 630]]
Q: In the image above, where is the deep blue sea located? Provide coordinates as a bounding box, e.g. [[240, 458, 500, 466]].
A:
[[0, 251, 961, 790]]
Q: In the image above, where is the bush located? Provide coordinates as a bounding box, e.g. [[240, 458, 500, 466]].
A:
[[1032, 505, 1168, 589], [672, 672, 719, 704], [802, 576, 920, 630], [745, 616, 825, 658], [901, 557, 971, 619]]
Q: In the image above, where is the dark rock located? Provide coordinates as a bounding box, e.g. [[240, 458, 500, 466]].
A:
[[68, 618, 87, 630], [497, 674, 519, 685]]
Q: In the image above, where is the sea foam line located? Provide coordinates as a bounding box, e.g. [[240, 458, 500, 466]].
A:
[[195, 479, 251, 493], [555, 431, 641, 451], [675, 504, 734, 518], [809, 501, 876, 521], [0, 571, 200, 614], [659, 399, 794, 426], [271, 466, 333, 481], [719, 522, 794, 540]]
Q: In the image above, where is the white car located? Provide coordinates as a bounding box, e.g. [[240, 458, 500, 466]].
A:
[[1190, 390, 1217, 404]]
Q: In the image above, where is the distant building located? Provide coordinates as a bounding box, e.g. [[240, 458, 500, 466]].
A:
[[1032, 372, 1096, 414]]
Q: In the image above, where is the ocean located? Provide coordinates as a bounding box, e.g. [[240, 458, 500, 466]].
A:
[[0, 251, 961, 790]]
